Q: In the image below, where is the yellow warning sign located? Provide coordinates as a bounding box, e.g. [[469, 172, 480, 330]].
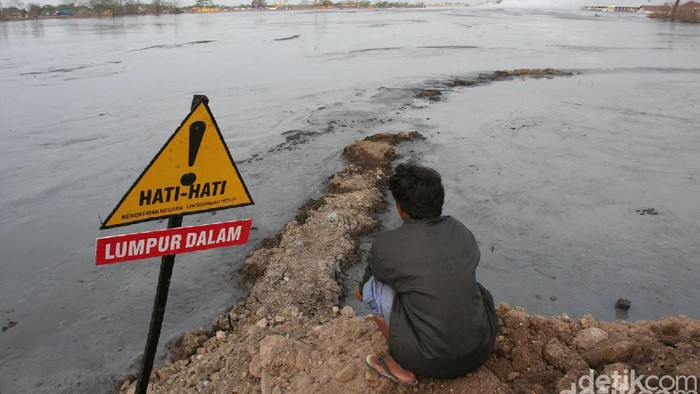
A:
[[101, 101, 253, 229]]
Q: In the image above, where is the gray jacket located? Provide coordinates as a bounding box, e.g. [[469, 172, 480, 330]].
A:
[[362, 216, 497, 378]]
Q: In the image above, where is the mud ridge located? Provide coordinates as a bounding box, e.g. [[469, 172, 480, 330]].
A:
[[119, 132, 700, 394], [415, 68, 576, 102], [129, 40, 216, 52]]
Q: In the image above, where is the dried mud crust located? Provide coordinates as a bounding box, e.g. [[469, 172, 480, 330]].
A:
[[120, 131, 700, 394]]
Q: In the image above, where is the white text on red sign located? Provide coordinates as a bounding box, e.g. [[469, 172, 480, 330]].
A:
[[95, 219, 252, 265]]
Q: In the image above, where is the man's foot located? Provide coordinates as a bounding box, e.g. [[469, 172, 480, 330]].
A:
[[365, 354, 418, 387]]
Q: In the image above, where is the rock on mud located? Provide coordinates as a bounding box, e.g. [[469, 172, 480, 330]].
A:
[[573, 327, 609, 350], [415, 89, 442, 101], [615, 298, 631, 310]]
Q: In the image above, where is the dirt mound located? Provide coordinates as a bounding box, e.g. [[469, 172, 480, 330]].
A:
[[119, 132, 700, 394], [122, 304, 700, 393], [415, 89, 443, 101]]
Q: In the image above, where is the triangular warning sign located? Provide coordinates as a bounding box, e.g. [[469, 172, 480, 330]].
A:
[[101, 101, 253, 229]]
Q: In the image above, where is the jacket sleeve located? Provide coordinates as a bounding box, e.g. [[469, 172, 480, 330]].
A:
[[358, 263, 373, 295], [367, 239, 396, 287], [358, 239, 382, 294]]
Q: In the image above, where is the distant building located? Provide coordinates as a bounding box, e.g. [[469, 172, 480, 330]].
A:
[[581, 5, 642, 13], [190, 6, 221, 12], [638, 5, 666, 14], [425, 3, 468, 8]]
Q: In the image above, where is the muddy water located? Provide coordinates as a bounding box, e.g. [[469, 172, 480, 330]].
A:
[[1, 7, 699, 393], [397, 70, 700, 319]]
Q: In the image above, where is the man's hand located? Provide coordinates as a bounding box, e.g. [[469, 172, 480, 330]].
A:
[[355, 285, 362, 302]]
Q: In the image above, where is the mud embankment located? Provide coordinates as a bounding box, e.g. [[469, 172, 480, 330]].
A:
[[118, 129, 700, 394]]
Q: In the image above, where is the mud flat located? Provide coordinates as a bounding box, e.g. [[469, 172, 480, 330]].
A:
[[118, 130, 700, 394]]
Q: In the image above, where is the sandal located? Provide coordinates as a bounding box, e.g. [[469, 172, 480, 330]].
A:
[[365, 354, 418, 387]]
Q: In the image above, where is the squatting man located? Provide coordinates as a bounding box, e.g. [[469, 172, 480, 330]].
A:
[[356, 163, 499, 386]]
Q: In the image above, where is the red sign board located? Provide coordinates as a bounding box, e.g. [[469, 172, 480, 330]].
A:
[[95, 219, 252, 265]]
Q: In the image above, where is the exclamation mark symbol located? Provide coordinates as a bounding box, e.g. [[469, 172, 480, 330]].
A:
[[180, 120, 206, 186]]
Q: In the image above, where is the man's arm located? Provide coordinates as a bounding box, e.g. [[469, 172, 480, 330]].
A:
[[367, 240, 395, 287], [356, 263, 373, 300], [357, 239, 390, 298], [360, 263, 373, 289]]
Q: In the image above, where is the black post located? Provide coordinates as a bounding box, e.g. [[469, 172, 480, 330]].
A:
[[135, 215, 182, 394], [135, 95, 206, 394], [670, 0, 681, 21]]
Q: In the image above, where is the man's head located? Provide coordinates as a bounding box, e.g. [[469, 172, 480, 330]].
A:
[[388, 163, 444, 220]]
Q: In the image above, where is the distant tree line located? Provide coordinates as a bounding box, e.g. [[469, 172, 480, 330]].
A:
[[0, 0, 181, 18], [0, 0, 426, 19]]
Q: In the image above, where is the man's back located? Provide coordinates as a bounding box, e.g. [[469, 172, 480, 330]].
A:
[[368, 215, 497, 378]]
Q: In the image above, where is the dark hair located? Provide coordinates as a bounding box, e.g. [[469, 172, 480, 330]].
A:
[[389, 163, 444, 220]]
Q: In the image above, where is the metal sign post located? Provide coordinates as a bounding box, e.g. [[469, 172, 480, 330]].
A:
[[134, 96, 207, 394], [135, 214, 182, 394]]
